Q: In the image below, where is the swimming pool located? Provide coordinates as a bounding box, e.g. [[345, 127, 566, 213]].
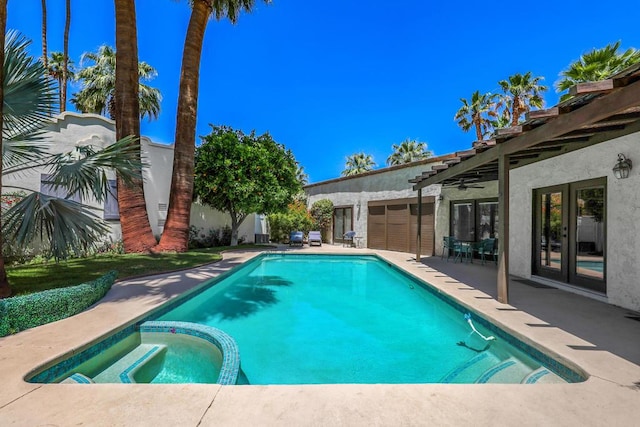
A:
[[29, 254, 585, 385]]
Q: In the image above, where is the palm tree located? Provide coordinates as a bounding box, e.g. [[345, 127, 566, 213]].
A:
[[386, 138, 432, 166], [47, 52, 74, 110], [0, 31, 142, 297], [556, 41, 640, 101], [61, 0, 70, 112], [71, 45, 161, 120], [342, 153, 376, 176], [113, 0, 158, 253], [454, 91, 497, 141], [296, 164, 309, 186], [498, 72, 547, 126], [41, 0, 47, 69], [157, 0, 271, 252], [0, 0, 7, 297]]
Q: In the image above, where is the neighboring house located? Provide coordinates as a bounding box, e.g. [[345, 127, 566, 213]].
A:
[[2, 112, 267, 248], [305, 155, 454, 254]]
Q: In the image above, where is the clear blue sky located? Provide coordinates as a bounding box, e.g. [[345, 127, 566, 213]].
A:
[[8, 0, 640, 183]]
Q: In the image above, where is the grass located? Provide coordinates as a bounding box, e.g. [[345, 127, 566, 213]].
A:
[[6, 245, 272, 296]]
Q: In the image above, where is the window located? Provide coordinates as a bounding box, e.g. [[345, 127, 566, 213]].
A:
[[40, 174, 81, 202], [450, 199, 498, 242], [104, 179, 119, 220]]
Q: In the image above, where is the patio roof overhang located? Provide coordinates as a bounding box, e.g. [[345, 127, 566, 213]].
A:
[[409, 63, 640, 305], [409, 63, 640, 189]]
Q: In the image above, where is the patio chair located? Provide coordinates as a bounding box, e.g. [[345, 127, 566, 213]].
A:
[[343, 230, 356, 247], [477, 238, 497, 265], [289, 231, 304, 247], [308, 231, 322, 246], [442, 236, 460, 262]]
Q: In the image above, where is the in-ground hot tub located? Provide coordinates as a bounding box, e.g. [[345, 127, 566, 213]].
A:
[[28, 321, 240, 385]]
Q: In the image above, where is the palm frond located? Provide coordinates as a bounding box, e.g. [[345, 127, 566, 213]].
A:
[[45, 135, 144, 203], [3, 192, 109, 260], [3, 31, 57, 141]]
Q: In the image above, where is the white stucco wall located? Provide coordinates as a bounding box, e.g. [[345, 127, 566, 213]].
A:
[[305, 160, 446, 247], [510, 131, 640, 312], [2, 112, 261, 247]]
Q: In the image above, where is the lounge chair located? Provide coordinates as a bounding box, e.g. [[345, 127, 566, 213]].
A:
[[343, 230, 356, 247], [289, 231, 304, 247], [308, 231, 322, 246]]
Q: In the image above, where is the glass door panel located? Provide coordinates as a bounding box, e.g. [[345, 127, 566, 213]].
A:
[[452, 202, 474, 242], [539, 192, 563, 272], [477, 201, 498, 240], [333, 207, 353, 243], [571, 181, 606, 293]]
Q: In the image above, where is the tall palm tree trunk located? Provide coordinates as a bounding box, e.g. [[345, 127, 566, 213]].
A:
[[0, 0, 10, 298], [474, 114, 483, 141], [157, 0, 211, 252], [114, 0, 157, 253], [41, 0, 47, 69], [61, 0, 70, 112]]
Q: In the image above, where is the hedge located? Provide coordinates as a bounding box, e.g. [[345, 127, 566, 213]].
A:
[[0, 270, 117, 337]]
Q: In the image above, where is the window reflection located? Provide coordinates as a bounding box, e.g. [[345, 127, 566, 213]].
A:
[[575, 187, 604, 280]]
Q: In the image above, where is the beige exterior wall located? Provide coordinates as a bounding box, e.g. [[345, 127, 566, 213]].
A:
[[305, 161, 445, 247], [510, 131, 640, 312]]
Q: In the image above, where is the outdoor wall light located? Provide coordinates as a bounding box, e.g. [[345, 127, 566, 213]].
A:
[[613, 153, 632, 179], [438, 195, 444, 201]]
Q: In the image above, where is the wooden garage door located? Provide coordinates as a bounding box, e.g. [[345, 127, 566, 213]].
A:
[[409, 202, 435, 256], [386, 204, 409, 252], [367, 205, 386, 249], [367, 197, 435, 254]]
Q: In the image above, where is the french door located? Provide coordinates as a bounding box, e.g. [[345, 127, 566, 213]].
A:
[[533, 178, 606, 293], [333, 206, 353, 244]]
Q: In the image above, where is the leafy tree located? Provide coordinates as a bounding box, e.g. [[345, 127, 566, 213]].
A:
[[342, 152, 375, 176], [309, 199, 333, 241], [498, 72, 547, 126], [0, 32, 142, 297], [296, 164, 309, 186], [556, 41, 640, 101], [268, 200, 313, 243], [386, 138, 432, 166], [454, 91, 497, 141], [158, 0, 272, 253], [71, 45, 161, 120], [194, 125, 301, 246]]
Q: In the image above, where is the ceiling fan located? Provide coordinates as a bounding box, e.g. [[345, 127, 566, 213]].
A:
[[445, 178, 485, 191]]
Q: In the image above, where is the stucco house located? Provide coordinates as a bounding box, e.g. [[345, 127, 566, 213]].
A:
[[305, 155, 456, 254], [2, 112, 268, 248], [306, 65, 640, 314]]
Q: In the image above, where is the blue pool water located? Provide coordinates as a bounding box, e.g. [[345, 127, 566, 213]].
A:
[[156, 254, 573, 384], [577, 260, 604, 273]]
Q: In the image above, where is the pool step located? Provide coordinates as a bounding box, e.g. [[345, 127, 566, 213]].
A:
[[93, 344, 167, 383], [522, 367, 565, 384], [475, 358, 532, 384], [441, 352, 502, 383]]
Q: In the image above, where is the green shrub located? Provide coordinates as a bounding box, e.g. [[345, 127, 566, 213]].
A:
[[268, 200, 313, 243], [310, 199, 334, 242], [0, 270, 117, 337]]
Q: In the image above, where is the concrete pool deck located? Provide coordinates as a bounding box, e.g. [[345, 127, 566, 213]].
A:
[[1, 246, 639, 426]]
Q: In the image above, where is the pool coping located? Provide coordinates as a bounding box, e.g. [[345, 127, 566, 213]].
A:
[[1, 246, 639, 425]]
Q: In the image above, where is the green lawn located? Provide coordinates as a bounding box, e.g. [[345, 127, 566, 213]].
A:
[[7, 245, 271, 296]]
